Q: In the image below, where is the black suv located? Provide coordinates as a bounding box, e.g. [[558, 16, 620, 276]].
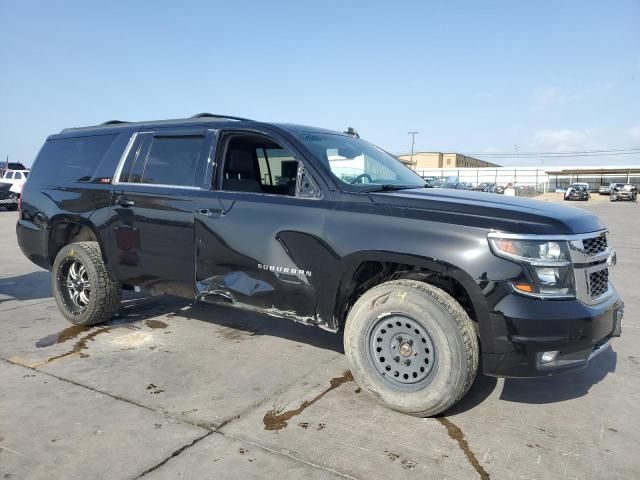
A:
[[16, 114, 624, 416]]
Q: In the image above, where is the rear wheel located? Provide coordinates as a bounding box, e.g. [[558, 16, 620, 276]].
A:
[[344, 280, 479, 417], [51, 241, 121, 326]]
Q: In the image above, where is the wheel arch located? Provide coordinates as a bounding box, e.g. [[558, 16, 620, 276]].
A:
[[47, 216, 109, 269], [324, 251, 489, 333]]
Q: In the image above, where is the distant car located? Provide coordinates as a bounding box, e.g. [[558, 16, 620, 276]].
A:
[[0, 183, 18, 211], [599, 183, 612, 195], [610, 184, 637, 202], [471, 182, 495, 192], [564, 183, 590, 201], [570, 182, 590, 191], [0, 162, 27, 176], [0, 169, 30, 197]]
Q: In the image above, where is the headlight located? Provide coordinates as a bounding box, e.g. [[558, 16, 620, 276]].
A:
[[488, 235, 575, 298]]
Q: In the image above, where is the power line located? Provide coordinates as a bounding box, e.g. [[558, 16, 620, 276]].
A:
[[464, 148, 640, 157]]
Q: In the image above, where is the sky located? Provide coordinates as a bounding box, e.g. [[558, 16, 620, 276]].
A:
[[1, 0, 639, 167]]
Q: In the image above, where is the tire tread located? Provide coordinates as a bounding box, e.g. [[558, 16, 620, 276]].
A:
[[52, 241, 120, 326]]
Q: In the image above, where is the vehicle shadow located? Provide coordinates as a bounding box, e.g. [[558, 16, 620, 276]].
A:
[[444, 358, 499, 415], [499, 347, 617, 403], [0, 271, 51, 303], [110, 294, 344, 354]]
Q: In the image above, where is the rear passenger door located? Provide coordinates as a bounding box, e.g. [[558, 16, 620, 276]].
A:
[[108, 128, 210, 297]]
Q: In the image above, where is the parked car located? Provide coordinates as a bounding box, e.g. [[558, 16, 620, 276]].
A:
[[610, 184, 637, 202], [564, 183, 590, 201], [0, 183, 18, 211], [568, 182, 590, 191], [0, 169, 30, 197], [474, 182, 496, 192], [16, 113, 623, 417], [599, 183, 614, 195]]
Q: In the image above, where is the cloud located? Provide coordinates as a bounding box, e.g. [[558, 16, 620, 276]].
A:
[[531, 128, 600, 151], [530, 81, 618, 112], [531, 86, 568, 111]]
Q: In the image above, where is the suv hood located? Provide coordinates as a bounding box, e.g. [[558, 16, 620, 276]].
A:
[[368, 188, 604, 235]]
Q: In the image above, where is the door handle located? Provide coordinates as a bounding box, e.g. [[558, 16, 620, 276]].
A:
[[197, 208, 224, 217], [118, 198, 135, 207]]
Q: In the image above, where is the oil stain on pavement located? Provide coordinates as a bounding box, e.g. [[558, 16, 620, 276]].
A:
[[437, 417, 490, 480], [35, 324, 92, 348], [37, 327, 112, 364], [263, 370, 353, 431], [144, 319, 168, 329], [34, 316, 165, 365]]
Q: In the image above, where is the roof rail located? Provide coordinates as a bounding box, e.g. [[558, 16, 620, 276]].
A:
[[101, 120, 129, 125], [190, 113, 253, 122]]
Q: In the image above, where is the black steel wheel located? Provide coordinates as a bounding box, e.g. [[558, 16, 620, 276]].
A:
[[366, 313, 437, 391], [344, 280, 479, 417]]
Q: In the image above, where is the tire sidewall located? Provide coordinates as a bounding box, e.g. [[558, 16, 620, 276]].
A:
[[344, 284, 469, 415], [52, 243, 105, 325]]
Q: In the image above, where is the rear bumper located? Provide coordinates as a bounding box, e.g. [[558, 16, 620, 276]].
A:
[[481, 287, 623, 378], [16, 219, 50, 270]]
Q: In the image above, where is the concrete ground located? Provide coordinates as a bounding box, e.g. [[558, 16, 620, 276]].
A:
[[0, 199, 638, 480]]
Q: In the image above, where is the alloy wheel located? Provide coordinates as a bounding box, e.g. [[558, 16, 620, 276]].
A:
[[58, 258, 91, 313]]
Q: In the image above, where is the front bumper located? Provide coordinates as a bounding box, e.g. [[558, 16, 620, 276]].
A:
[[0, 197, 18, 206], [482, 286, 623, 378], [565, 194, 588, 200], [613, 192, 636, 200]]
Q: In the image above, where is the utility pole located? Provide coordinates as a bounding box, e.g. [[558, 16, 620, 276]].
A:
[[408, 131, 419, 166]]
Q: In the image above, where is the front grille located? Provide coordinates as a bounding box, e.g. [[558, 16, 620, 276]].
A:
[[589, 269, 609, 298], [583, 234, 608, 256]]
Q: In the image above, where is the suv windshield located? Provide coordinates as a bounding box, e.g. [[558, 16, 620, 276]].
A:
[[298, 132, 425, 190]]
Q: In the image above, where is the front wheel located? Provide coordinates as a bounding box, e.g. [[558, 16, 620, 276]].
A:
[[610, 195, 617, 202], [52, 241, 121, 326], [344, 280, 479, 417]]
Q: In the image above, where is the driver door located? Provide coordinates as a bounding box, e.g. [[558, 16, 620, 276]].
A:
[[194, 129, 327, 323]]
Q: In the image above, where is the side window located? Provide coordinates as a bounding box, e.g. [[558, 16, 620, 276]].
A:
[[139, 136, 205, 186], [256, 149, 271, 185], [118, 134, 147, 183], [29, 134, 118, 184], [255, 148, 298, 188], [5, 172, 13, 180], [220, 134, 322, 198], [14, 172, 23, 180]]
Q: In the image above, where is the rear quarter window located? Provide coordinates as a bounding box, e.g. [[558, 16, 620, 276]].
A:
[[29, 134, 117, 184]]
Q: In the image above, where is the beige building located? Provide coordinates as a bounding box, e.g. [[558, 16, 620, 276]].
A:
[[397, 152, 500, 169]]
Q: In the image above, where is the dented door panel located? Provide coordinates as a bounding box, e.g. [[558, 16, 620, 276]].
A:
[[194, 191, 328, 325]]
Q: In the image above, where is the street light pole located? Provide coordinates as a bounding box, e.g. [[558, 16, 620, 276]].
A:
[[408, 131, 419, 166]]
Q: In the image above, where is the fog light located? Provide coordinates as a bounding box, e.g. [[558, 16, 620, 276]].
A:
[[540, 351, 559, 364]]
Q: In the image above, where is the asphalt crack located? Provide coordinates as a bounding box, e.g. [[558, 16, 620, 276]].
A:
[[134, 431, 214, 479]]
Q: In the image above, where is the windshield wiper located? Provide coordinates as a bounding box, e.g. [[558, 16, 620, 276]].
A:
[[364, 184, 426, 192]]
